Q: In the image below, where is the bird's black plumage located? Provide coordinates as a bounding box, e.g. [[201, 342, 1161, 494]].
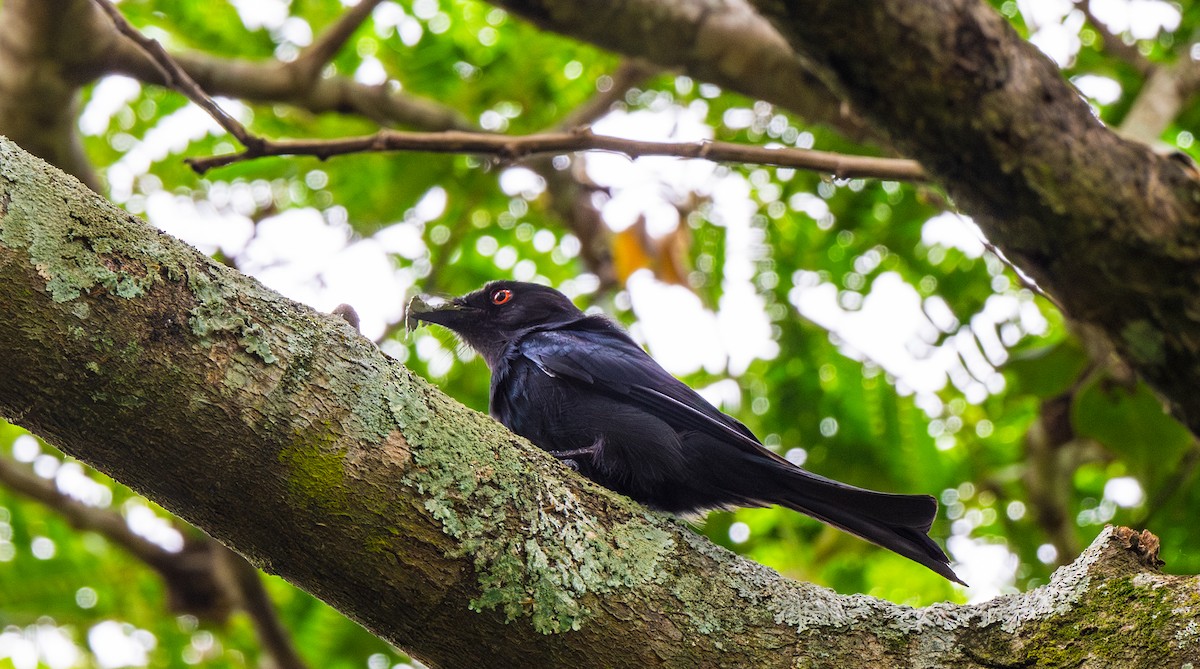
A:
[[408, 280, 964, 584]]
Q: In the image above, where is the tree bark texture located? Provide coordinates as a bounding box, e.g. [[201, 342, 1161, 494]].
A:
[[2, 140, 1200, 667], [744, 0, 1200, 436]]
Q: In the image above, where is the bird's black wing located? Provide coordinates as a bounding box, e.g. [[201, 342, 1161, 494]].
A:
[[518, 317, 792, 466], [519, 318, 960, 582]]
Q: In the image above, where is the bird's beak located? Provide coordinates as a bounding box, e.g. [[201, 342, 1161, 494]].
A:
[[405, 294, 468, 332]]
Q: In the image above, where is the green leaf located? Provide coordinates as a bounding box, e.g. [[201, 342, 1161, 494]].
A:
[[1072, 378, 1194, 487], [1004, 338, 1089, 398]]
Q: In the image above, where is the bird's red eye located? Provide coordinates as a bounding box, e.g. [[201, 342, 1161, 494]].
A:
[[491, 289, 513, 305]]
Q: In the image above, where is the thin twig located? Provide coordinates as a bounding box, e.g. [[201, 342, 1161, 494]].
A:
[[91, 0, 262, 150], [291, 0, 387, 81], [1074, 0, 1154, 76], [186, 127, 929, 181], [556, 59, 658, 130], [226, 548, 311, 669]]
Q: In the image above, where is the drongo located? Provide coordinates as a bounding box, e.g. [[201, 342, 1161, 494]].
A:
[[407, 280, 963, 584]]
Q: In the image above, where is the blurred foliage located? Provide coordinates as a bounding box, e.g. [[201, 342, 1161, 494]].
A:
[[4, 0, 1200, 665]]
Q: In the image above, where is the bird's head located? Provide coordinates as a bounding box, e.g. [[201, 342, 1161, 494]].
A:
[[405, 281, 584, 367]]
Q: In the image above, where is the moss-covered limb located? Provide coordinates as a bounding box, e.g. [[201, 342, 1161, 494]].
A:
[[2, 137, 1199, 668], [742, 0, 1200, 436]]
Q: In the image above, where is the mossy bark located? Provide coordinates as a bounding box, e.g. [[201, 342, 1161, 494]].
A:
[[2, 138, 1199, 667]]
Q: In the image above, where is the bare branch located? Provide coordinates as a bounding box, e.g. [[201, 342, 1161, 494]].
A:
[[0, 454, 169, 567], [1074, 0, 1154, 76], [1118, 54, 1200, 144], [185, 127, 929, 180], [555, 59, 658, 130], [90, 0, 262, 150], [102, 7, 909, 183], [291, 0, 387, 81], [0, 455, 309, 666], [226, 549, 311, 669]]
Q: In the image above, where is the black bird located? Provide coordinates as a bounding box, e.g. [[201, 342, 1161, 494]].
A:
[[407, 280, 964, 584]]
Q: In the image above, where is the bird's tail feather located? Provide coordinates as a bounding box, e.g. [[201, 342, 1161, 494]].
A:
[[754, 464, 965, 585]]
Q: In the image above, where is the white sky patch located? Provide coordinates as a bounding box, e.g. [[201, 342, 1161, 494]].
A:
[[1103, 476, 1144, 507], [318, 238, 411, 339], [88, 621, 155, 669], [145, 192, 255, 258], [79, 76, 142, 136], [1018, 0, 1075, 29], [107, 101, 247, 202], [123, 501, 184, 553], [0, 625, 81, 669], [1072, 74, 1122, 105], [628, 271, 726, 375], [728, 521, 751, 543], [791, 271, 955, 395], [710, 176, 780, 375], [198, 206, 413, 339], [947, 535, 1020, 603], [1089, 0, 1181, 39], [375, 220, 428, 260], [12, 434, 39, 462], [56, 461, 114, 508], [499, 167, 546, 198], [242, 208, 350, 278], [355, 56, 388, 86], [696, 378, 742, 412], [371, 1, 425, 46], [587, 107, 778, 377], [230, 0, 289, 30], [279, 16, 314, 46], [588, 107, 717, 235], [1018, 0, 1083, 66], [922, 212, 986, 258], [1020, 0, 1180, 66], [413, 186, 448, 222]]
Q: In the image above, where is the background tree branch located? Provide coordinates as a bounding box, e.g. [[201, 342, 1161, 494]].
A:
[[0, 454, 309, 668], [485, 0, 879, 142]]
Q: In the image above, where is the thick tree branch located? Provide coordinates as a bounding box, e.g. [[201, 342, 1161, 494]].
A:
[[3, 135, 1199, 669], [734, 0, 1200, 437], [483, 0, 877, 142]]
